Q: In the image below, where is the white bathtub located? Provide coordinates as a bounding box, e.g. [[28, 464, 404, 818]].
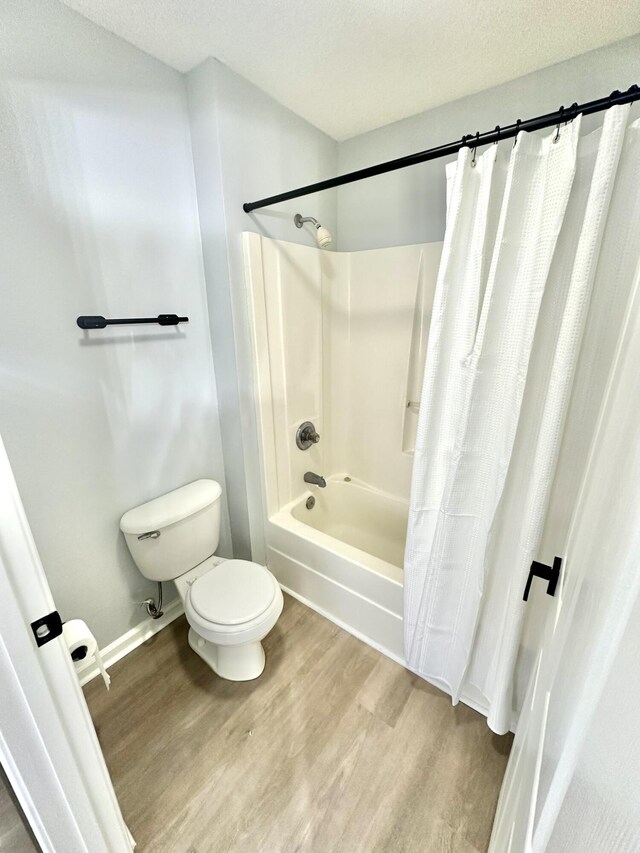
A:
[[291, 478, 407, 570], [266, 477, 406, 660]]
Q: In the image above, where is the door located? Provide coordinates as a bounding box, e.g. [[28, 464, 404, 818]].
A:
[[0, 433, 133, 852], [489, 268, 640, 852]]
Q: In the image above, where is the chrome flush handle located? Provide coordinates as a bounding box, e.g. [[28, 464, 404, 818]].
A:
[[137, 530, 161, 541]]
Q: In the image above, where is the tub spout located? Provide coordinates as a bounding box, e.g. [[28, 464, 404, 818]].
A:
[[304, 471, 326, 488]]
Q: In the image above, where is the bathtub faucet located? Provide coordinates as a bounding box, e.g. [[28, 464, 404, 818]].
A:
[[304, 471, 326, 488]]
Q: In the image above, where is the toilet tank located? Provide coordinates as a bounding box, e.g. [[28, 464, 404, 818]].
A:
[[120, 480, 222, 582]]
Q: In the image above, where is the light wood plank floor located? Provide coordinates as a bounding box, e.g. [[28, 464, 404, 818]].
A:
[[85, 595, 511, 853]]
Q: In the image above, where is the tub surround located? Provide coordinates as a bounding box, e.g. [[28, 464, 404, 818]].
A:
[[245, 232, 498, 719], [244, 234, 439, 665], [244, 233, 442, 514]]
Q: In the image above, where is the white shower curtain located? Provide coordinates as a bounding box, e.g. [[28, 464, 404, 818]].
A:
[[404, 104, 640, 733]]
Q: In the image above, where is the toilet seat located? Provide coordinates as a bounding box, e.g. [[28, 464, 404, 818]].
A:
[[185, 560, 283, 647], [189, 559, 277, 625]]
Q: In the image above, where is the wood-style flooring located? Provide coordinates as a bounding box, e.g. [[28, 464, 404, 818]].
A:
[[84, 595, 511, 853]]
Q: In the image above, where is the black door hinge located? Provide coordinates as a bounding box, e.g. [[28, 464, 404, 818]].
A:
[[523, 557, 562, 602], [30, 611, 63, 647]]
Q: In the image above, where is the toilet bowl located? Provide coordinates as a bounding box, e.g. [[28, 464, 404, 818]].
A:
[[120, 480, 282, 681], [183, 558, 283, 680]]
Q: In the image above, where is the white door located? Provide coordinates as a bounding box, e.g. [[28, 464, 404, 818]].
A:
[[489, 270, 640, 852], [0, 434, 133, 852]]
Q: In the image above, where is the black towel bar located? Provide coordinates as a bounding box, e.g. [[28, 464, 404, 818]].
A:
[[77, 314, 188, 330]]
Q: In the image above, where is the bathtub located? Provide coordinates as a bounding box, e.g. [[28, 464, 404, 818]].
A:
[[291, 478, 407, 570], [266, 476, 406, 661]]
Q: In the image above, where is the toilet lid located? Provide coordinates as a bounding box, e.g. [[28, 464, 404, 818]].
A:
[[188, 560, 277, 626]]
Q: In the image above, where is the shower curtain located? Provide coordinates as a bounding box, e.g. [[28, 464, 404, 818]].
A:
[[404, 103, 640, 734]]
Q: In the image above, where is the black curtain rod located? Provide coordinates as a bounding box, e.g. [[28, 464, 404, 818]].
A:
[[243, 85, 640, 213]]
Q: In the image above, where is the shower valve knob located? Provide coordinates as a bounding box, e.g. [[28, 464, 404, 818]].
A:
[[296, 421, 320, 450]]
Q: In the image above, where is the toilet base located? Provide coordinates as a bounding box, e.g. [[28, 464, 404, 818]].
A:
[[188, 627, 266, 681]]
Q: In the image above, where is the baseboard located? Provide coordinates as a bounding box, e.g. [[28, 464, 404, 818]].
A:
[[76, 597, 184, 687]]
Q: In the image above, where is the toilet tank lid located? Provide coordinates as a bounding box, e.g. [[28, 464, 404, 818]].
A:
[[119, 479, 222, 534]]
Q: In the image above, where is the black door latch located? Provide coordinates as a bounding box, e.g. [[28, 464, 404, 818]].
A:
[[523, 557, 562, 602]]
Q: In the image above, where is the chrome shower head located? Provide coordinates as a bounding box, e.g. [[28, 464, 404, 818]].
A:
[[294, 213, 333, 249]]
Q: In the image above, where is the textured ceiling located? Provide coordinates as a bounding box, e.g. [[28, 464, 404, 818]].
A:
[[61, 0, 640, 140]]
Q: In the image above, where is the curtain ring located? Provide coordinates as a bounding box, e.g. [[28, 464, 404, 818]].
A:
[[513, 119, 521, 148], [471, 131, 480, 166], [493, 125, 501, 146], [553, 106, 564, 143]]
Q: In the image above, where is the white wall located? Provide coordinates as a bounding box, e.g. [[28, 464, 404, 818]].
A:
[[337, 33, 640, 251], [186, 59, 338, 561], [0, 0, 231, 647]]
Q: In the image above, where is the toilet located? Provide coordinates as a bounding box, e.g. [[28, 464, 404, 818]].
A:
[[119, 479, 283, 681]]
